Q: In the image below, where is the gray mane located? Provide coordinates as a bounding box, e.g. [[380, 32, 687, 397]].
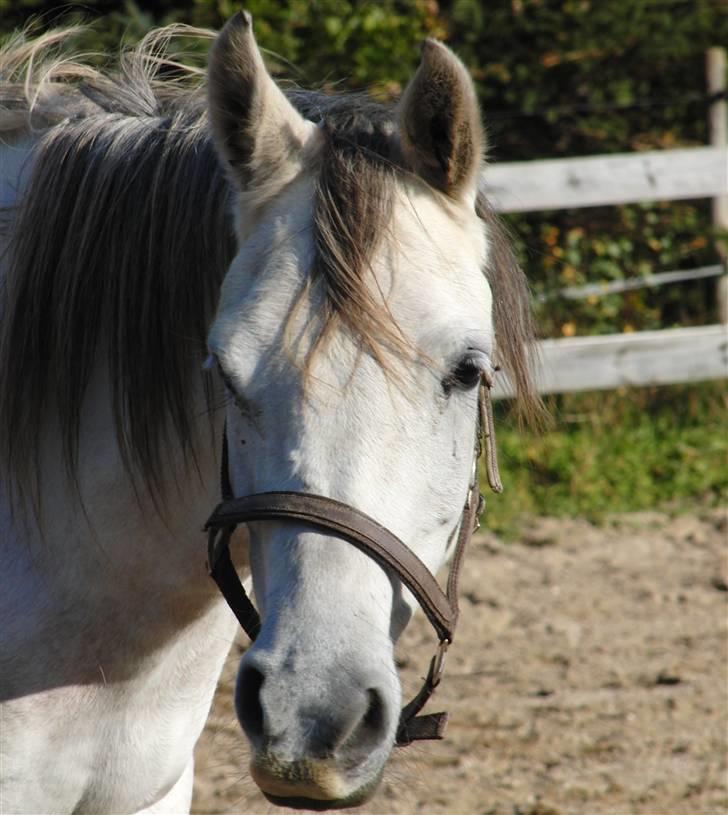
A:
[[0, 26, 539, 501], [0, 27, 234, 499]]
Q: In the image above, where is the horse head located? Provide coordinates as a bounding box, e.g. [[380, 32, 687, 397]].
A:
[[206, 11, 497, 808]]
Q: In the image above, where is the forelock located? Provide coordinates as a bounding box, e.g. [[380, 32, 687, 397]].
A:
[[288, 92, 411, 371]]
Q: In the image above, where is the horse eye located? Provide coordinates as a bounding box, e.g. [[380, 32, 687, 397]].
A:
[[443, 357, 483, 393]]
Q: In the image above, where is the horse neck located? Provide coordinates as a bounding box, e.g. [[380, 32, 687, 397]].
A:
[[0, 136, 230, 619], [0, 356, 224, 655]]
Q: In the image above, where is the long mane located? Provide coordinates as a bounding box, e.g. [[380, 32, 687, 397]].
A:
[[0, 26, 234, 499], [0, 25, 540, 501]]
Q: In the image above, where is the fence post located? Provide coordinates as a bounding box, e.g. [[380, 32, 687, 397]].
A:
[[707, 47, 727, 324]]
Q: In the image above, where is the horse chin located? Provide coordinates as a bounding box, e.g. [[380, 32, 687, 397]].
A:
[[250, 753, 383, 810], [262, 791, 376, 811]]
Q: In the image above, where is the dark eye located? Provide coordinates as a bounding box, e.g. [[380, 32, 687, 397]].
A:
[[443, 356, 483, 393]]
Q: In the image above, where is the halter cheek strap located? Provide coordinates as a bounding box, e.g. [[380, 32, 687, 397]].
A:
[[204, 380, 501, 746]]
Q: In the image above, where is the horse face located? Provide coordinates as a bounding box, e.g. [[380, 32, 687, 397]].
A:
[[207, 12, 491, 808]]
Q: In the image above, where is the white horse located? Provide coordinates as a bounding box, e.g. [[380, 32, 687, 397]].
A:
[[0, 13, 538, 813]]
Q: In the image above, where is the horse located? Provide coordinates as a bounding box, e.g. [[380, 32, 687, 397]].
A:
[[0, 12, 539, 813]]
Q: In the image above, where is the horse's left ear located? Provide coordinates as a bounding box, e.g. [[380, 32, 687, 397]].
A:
[[207, 11, 317, 191], [398, 40, 484, 200]]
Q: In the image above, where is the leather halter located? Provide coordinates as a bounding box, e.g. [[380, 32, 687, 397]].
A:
[[204, 379, 502, 746]]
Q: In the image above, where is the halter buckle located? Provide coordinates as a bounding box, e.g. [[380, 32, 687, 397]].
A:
[[474, 493, 486, 531], [430, 638, 450, 689]]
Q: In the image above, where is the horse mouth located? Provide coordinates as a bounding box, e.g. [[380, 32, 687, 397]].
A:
[[250, 754, 382, 810], [262, 790, 375, 810]]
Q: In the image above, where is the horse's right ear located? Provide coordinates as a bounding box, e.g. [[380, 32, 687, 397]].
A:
[[207, 11, 318, 191]]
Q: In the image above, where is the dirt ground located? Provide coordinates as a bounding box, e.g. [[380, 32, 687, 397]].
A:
[[192, 507, 727, 815]]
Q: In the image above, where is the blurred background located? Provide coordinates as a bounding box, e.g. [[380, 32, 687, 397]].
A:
[[2, 0, 726, 532]]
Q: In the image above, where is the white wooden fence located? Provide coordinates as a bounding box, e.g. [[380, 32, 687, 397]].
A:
[[488, 49, 728, 399], [486, 146, 726, 214]]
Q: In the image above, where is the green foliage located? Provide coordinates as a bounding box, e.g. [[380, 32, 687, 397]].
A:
[[438, 0, 728, 339], [195, 0, 438, 92], [510, 201, 718, 338], [0, 1, 436, 93], [486, 383, 728, 535], [443, 0, 727, 159]]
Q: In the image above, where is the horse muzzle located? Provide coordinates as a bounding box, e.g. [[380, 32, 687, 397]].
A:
[[236, 645, 394, 808]]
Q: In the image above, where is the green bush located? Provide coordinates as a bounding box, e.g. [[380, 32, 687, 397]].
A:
[[0, 1, 436, 89], [488, 382, 728, 534], [512, 201, 719, 338], [440, 0, 727, 338]]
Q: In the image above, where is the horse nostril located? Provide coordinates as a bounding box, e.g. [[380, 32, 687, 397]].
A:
[[236, 665, 265, 744], [345, 687, 388, 757], [362, 688, 385, 735]]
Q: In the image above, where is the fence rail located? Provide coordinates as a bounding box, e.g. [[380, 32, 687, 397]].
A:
[[493, 324, 727, 399], [484, 146, 725, 213], [536, 264, 725, 302]]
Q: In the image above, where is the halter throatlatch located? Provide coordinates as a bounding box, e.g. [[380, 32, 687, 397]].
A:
[[204, 379, 502, 746]]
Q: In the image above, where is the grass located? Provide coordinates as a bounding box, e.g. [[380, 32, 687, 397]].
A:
[[483, 381, 727, 537]]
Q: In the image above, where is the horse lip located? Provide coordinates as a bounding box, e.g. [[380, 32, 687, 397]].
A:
[[262, 790, 375, 810], [250, 753, 381, 809], [249, 755, 347, 800]]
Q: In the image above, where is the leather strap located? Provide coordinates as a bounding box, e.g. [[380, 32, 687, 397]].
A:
[[208, 530, 261, 640], [207, 491, 461, 643], [480, 384, 503, 495], [220, 418, 234, 502]]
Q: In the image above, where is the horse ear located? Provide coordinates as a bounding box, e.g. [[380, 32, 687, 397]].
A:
[[398, 40, 484, 200], [207, 11, 317, 190]]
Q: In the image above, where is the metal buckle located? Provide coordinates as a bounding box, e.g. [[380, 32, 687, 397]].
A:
[[473, 493, 486, 532], [430, 639, 450, 689]]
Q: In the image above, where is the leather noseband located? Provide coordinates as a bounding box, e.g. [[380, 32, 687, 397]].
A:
[[204, 379, 501, 746]]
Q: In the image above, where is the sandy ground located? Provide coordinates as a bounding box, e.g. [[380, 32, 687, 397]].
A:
[[192, 508, 727, 815]]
